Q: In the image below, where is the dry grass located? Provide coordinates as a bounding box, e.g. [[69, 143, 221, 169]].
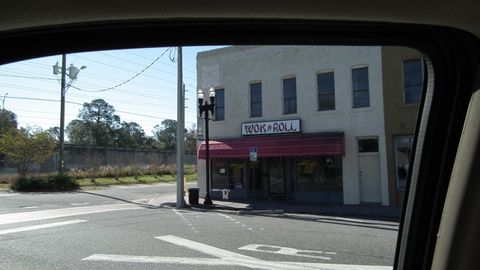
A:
[[0, 173, 19, 184]]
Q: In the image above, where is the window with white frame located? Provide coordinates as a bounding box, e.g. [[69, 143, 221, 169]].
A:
[[283, 77, 297, 114], [250, 82, 262, 117], [352, 67, 370, 108], [317, 71, 335, 111]]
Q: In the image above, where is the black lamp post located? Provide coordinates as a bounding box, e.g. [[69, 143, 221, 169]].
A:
[[198, 87, 215, 205]]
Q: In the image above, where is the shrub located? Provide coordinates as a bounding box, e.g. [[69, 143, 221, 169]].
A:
[[11, 174, 79, 191]]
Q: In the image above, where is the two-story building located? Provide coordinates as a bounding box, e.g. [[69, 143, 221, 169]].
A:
[[196, 45, 422, 206]]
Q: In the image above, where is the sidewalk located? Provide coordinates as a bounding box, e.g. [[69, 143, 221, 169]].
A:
[[188, 198, 401, 222]]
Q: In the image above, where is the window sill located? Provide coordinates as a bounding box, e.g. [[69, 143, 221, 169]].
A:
[[349, 107, 372, 113]]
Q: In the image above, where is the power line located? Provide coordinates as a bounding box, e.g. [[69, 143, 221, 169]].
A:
[[71, 48, 171, 93], [0, 82, 180, 108], [0, 74, 58, 81], [123, 50, 196, 74], [97, 51, 196, 81], [4, 95, 196, 124]]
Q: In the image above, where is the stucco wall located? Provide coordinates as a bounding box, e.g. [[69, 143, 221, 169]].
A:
[[381, 46, 422, 206], [197, 46, 389, 205]]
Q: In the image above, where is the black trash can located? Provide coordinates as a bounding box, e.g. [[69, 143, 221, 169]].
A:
[[188, 188, 199, 205]]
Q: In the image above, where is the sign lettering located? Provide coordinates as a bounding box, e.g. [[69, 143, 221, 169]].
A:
[[241, 119, 301, 136]]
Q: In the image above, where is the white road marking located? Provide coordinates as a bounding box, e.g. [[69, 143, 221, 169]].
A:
[[0, 193, 18, 197], [70, 202, 89, 206], [84, 235, 393, 269], [156, 235, 254, 260], [239, 244, 334, 260], [0, 204, 140, 225], [20, 206, 39, 209], [83, 254, 392, 269], [217, 213, 232, 219], [0, 219, 86, 235], [83, 254, 236, 266], [172, 209, 198, 233]]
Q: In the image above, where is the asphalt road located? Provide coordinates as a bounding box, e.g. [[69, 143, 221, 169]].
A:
[[0, 184, 398, 270]]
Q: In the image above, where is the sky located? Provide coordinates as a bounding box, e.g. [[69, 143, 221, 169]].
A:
[[0, 46, 225, 137]]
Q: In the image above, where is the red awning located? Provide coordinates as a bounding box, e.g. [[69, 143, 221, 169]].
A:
[[198, 132, 344, 159]]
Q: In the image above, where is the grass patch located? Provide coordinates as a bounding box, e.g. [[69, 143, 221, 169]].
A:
[[0, 183, 10, 189]]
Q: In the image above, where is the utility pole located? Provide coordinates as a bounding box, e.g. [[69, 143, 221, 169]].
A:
[[176, 47, 186, 208], [59, 54, 67, 174], [1, 93, 7, 111], [53, 55, 86, 174]]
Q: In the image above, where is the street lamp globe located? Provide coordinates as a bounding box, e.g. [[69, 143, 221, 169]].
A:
[[208, 86, 215, 103], [197, 89, 204, 104]]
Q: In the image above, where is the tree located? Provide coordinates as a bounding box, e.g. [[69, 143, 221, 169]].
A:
[[153, 119, 187, 151], [185, 124, 197, 154], [0, 127, 56, 175], [114, 121, 147, 148], [66, 99, 121, 146], [0, 109, 17, 135], [66, 120, 94, 145]]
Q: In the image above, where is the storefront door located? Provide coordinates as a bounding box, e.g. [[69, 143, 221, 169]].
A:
[[268, 159, 285, 197], [248, 160, 263, 198], [358, 154, 381, 203], [357, 138, 381, 203]]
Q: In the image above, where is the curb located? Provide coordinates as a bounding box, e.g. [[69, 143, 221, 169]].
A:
[[238, 209, 284, 215]]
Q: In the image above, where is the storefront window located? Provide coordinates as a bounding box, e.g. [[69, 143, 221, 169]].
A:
[[248, 161, 262, 190], [229, 161, 245, 189], [394, 135, 413, 191], [212, 160, 229, 189], [295, 156, 342, 192], [211, 159, 245, 189]]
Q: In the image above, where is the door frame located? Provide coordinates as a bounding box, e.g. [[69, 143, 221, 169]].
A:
[[356, 136, 382, 203], [267, 158, 286, 198]]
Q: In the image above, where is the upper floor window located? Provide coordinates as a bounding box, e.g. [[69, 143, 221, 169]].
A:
[[317, 72, 335, 111], [215, 88, 225, 121], [403, 58, 423, 104], [352, 67, 370, 108], [283, 77, 297, 114], [250, 82, 262, 117]]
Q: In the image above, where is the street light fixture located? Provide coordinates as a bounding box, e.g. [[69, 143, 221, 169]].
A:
[[198, 86, 215, 205]]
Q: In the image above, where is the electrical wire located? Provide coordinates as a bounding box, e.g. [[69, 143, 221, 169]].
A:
[[0, 74, 58, 81], [123, 50, 197, 76], [69, 48, 171, 93], [97, 51, 196, 81], [4, 95, 196, 125]]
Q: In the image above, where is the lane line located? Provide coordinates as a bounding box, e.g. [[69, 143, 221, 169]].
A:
[[0, 219, 86, 235], [0, 193, 18, 197], [83, 254, 235, 266], [84, 235, 392, 270], [0, 204, 140, 225], [156, 235, 255, 260], [20, 206, 39, 209], [82, 254, 392, 269]]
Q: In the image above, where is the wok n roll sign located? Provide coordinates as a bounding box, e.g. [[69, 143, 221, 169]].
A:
[[241, 119, 301, 136]]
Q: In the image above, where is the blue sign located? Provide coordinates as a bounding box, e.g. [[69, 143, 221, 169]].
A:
[[249, 147, 257, 162]]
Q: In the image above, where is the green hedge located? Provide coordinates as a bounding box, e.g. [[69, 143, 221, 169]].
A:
[[11, 174, 79, 191]]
